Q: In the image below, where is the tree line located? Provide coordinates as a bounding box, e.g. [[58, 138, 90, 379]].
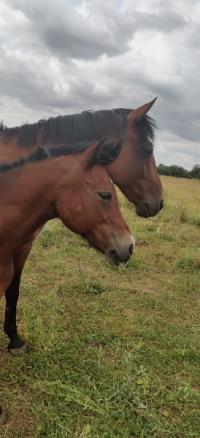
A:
[[158, 164, 200, 179]]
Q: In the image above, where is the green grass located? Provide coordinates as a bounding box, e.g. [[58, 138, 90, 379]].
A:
[[0, 176, 200, 437]]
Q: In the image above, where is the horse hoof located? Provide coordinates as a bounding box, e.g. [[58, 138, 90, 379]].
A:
[[8, 343, 29, 356], [0, 409, 6, 425]]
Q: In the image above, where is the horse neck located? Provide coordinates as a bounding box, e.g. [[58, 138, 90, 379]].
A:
[[0, 157, 77, 246], [0, 135, 45, 162]]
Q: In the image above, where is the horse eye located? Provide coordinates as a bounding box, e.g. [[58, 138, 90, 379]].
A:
[[97, 191, 112, 201]]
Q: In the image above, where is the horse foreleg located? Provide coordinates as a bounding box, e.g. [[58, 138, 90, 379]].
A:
[[3, 243, 32, 355], [4, 272, 28, 355], [0, 260, 14, 426]]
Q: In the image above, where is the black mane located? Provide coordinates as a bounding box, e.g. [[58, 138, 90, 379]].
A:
[[0, 140, 123, 173], [0, 109, 156, 163], [0, 144, 87, 173], [1, 109, 131, 147]]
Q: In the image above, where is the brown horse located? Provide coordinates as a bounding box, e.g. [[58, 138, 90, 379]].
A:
[[0, 142, 133, 346], [0, 99, 163, 218], [0, 142, 134, 424]]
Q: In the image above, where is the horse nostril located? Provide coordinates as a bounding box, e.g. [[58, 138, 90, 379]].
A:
[[129, 243, 134, 255], [160, 200, 164, 210]]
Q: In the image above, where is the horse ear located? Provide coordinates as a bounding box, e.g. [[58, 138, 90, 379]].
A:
[[81, 143, 97, 166], [87, 137, 122, 167], [128, 97, 157, 124]]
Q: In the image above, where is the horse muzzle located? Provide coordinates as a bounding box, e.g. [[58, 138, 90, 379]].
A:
[[136, 199, 164, 218], [107, 237, 135, 266]]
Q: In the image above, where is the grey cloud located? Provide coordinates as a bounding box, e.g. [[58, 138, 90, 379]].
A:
[[8, 0, 186, 62], [0, 48, 117, 113], [155, 130, 200, 169], [0, 0, 199, 168], [132, 9, 186, 33], [8, 0, 134, 59]]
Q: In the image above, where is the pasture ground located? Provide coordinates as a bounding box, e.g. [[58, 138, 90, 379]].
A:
[[0, 176, 200, 437]]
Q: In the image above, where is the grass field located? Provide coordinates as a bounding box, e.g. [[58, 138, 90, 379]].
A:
[[0, 176, 200, 438]]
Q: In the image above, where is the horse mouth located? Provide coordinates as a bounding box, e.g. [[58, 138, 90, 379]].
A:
[[82, 235, 132, 266], [107, 249, 130, 266], [136, 200, 164, 218], [135, 203, 151, 218]]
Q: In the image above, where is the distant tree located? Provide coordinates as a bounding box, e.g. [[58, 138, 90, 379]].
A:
[[158, 163, 191, 179], [157, 164, 170, 176], [169, 165, 191, 179], [191, 164, 200, 179]]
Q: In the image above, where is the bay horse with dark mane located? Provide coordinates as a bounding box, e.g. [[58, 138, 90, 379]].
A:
[[0, 98, 163, 424], [0, 99, 163, 218], [0, 142, 134, 424]]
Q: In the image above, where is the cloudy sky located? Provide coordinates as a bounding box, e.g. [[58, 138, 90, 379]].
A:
[[0, 0, 200, 169]]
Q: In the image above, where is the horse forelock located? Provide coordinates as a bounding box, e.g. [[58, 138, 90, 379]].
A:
[[134, 114, 156, 152]]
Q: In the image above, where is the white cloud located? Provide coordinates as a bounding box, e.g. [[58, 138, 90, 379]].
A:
[[0, 0, 199, 169]]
